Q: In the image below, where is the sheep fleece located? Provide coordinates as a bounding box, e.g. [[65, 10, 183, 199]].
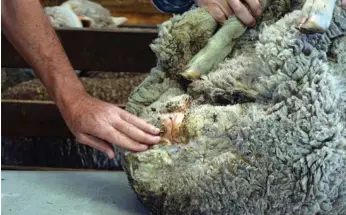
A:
[[121, 3, 346, 215]]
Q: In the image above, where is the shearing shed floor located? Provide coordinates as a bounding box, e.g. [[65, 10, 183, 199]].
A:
[[1, 171, 148, 215]]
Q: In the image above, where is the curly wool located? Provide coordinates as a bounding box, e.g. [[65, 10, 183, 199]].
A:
[[1, 75, 147, 104], [122, 1, 346, 215]]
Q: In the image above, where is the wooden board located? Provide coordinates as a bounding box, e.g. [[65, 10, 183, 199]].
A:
[[1, 100, 126, 137], [1, 27, 158, 72], [1, 100, 73, 137]]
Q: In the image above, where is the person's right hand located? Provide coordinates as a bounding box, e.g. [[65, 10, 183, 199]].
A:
[[59, 91, 161, 159], [195, 0, 262, 26]]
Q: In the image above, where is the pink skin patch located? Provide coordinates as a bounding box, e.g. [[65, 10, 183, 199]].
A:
[[342, 0, 346, 9], [160, 113, 185, 144]]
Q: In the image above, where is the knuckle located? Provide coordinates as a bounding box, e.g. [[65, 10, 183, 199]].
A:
[[125, 124, 134, 134], [123, 113, 133, 123], [112, 116, 122, 128], [212, 11, 225, 21], [143, 134, 153, 144], [232, 5, 242, 13], [112, 132, 123, 145]]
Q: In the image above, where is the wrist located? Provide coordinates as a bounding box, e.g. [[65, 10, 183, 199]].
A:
[[51, 74, 87, 112]]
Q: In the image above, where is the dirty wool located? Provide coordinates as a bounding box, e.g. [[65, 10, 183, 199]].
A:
[[121, 1, 346, 214]]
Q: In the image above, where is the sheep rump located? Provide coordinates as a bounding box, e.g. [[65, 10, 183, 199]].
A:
[[121, 1, 346, 215]]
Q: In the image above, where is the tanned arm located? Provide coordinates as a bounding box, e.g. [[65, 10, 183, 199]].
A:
[[1, 0, 160, 158]]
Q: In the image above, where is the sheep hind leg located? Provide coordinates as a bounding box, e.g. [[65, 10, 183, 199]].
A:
[[181, 0, 272, 80], [181, 17, 246, 80], [298, 0, 337, 33]]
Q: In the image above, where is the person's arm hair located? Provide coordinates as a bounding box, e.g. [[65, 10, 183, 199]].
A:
[[1, 0, 161, 158], [1, 0, 85, 110]]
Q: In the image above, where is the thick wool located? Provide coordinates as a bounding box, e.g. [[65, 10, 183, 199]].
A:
[[2, 74, 147, 104], [122, 1, 346, 215]]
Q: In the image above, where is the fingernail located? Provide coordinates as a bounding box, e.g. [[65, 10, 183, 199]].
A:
[[106, 151, 114, 159], [139, 144, 148, 150], [250, 19, 256, 27], [153, 127, 161, 134], [153, 136, 161, 143]]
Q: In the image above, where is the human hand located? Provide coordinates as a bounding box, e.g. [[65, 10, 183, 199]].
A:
[[59, 92, 161, 159], [195, 0, 262, 26]]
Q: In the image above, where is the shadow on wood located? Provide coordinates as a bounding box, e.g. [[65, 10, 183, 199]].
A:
[[1, 100, 126, 137], [2, 27, 158, 72]]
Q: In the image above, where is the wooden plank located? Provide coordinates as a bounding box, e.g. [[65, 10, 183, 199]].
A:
[[1, 100, 125, 137], [114, 12, 171, 25], [1, 100, 73, 137], [1, 27, 158, 72]]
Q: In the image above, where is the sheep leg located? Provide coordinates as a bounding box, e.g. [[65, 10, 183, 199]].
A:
[[298, 0, 336, 33], [111, 17, 127, 26], [181, 0, 272, 80]]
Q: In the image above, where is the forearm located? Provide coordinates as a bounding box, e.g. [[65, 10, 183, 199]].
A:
[[1, 0, 85, 108]]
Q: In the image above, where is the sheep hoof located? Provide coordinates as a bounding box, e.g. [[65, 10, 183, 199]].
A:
[[298, 0, 336, 33], [112, 17, 128, 26], [299, 16, 328, 33], [181, 67, 202, 80]]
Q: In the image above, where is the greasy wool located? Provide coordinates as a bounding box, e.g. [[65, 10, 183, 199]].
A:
[[2, 74, 147, 105], [121, 1, 346, 215]]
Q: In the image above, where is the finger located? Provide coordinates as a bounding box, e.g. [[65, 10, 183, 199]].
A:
[[244, 0, 262, 16], [342, 0, 346, 10], [118, 109, 160, 135], [216, 0, 233, 18], [77, 133, 115, 159], [114, 118, 161, 145], [92, 126, 149, 152], [228, 0, 256, 26], [206, 3, 227, 23]]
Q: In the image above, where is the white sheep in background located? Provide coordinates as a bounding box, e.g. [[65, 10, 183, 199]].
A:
[[60, 0, 127, 28], [122, 0, 346, 214]]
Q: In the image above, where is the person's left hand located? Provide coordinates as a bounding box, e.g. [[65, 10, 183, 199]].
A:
[[58, 91, 161, 159], [195, 0, 262, 26]]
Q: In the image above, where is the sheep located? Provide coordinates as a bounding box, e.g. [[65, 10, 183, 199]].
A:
[[44, 5, 83, 28], [121, 0, 346, 214], [158, 0, 340, 80], [60, 0, 127, 29]]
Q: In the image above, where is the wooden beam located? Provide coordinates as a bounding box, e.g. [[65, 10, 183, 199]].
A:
[[114, 12, 171, 25], [1, 27, 158, 72], [1, 100, 73, 137], [1, 100, 125, 137]]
